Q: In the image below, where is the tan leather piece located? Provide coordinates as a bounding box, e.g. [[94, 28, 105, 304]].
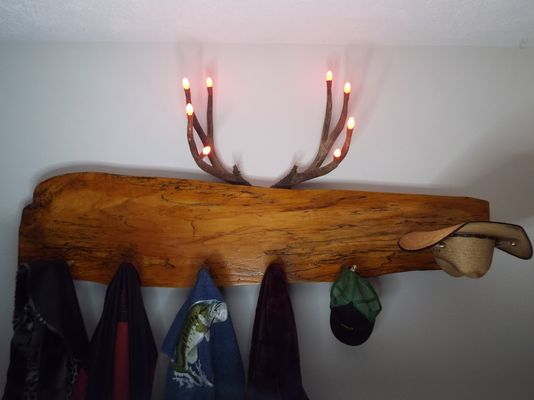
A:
[[398, 224, 463, 251]]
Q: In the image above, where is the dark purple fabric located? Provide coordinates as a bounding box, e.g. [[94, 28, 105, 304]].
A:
[[246, 263, 309, 400]]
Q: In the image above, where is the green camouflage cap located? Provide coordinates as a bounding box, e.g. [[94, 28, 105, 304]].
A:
[[330, 266, 382, 322]]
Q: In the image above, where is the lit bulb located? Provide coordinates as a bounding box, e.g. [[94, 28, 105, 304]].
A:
[[202, 146, 212, 156], [347, 117, 355, 130], [186, 103, 194, 116], [182, 77, 190, 90], [343, 82, 351, 94], [333, 149, 342, 158], [206, 77, 213, 88], [326, 70, 333, 81]]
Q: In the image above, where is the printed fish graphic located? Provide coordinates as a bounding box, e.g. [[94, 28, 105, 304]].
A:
[[174, 299, 228, 374]]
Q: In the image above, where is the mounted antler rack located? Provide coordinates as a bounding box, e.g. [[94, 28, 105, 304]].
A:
[[182, 71, 355, 188]]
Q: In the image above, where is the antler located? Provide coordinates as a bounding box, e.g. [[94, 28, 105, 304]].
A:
[[271, 71, 355, 188], [183, 77, 251, 186], [182, 71, 355, 188]]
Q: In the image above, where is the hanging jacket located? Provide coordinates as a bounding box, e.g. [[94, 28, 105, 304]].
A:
[[162, 268, 246, 400], [72, 263, 157, 400], [246, 263, 309, 400], [3, 260, 89, 400]]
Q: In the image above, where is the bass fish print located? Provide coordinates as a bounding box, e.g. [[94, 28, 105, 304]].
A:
[[172, 299, 228, 388]]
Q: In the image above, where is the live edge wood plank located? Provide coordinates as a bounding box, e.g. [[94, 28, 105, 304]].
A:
[[19, 172, 489, 287]]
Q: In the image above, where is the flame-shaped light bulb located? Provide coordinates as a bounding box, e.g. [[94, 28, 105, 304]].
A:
[[343, 82, 351, 94], [186, 103, 194, 116], [182, 78, 190, 90], [326, 71, 333, 81], [206, 77, 213, 88], [347, 117, 355, 130]]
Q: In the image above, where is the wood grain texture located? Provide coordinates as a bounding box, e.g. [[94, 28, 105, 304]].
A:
[[19, 172, 489, 287]]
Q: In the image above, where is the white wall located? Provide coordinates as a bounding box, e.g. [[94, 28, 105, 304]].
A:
[[1, 42, 533, 399]]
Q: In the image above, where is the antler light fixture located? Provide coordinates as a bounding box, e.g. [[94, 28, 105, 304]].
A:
[[182, 71, 356, 188]]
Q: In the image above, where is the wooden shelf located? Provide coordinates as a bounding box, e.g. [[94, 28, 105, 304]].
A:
[[19, 172, 489, 287]]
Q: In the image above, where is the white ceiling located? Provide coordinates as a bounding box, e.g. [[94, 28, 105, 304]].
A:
[[1, 0, 534, 47]]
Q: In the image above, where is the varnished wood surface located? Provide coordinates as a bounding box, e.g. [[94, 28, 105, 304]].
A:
[[19, 172, 489, 287]]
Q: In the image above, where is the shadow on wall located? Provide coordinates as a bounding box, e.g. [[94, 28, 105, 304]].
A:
[[304, 109, 534, 225], [435, 111, 534, 222], [345, 46, 392, 133]]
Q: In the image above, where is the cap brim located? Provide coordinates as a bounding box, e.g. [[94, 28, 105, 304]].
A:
[[398, 221, 532, 260], [330, 304, 374, 346]]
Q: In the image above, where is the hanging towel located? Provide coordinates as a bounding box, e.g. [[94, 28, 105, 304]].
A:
[[72, 263, 157, 400], [246, 263, 309, 400], [3, 260, 89, 400], [162, 268, 245, 400]]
